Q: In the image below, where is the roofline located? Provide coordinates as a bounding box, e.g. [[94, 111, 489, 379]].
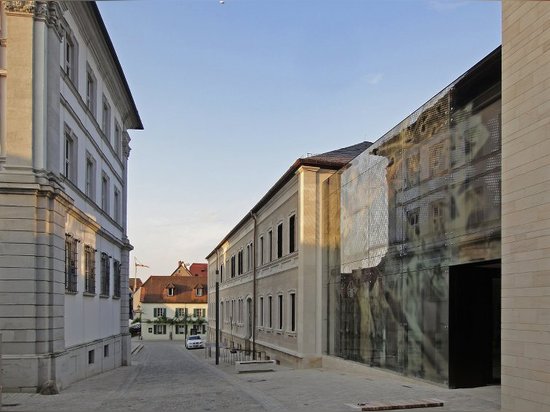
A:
[[91, 3, 143, 130], [205, 156, 357, 260]]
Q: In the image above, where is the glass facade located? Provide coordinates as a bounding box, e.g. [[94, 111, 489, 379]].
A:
[[325, 48, 501, 386]]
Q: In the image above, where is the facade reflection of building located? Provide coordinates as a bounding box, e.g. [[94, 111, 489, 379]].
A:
[[332, 47, 502, 387]]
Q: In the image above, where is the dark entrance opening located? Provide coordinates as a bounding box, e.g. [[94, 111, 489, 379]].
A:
[[449, 259, 501, 388]]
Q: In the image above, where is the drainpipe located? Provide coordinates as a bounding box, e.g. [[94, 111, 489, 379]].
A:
[[250, 211, 257, 360]]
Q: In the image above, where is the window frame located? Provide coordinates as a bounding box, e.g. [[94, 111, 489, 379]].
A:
[[84, 244, 96, 294], [277, 222, 283, 259], [289, 214, 296, 253], [65, 234, 78, 293], [113, 259, 121, 298], [100, 252, 110, 297], [101, 94, 111, 140], [86, 64, 96, 116]]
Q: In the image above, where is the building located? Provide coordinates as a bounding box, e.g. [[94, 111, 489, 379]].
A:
[[324, 48, 501, 388], [189, 263, 207, 277], [129, 277, 143, 319], [206, 142, 371, 366], [501, 2, 550, 411], [0, 1, 142, 392], [139, 262, 208, 341]]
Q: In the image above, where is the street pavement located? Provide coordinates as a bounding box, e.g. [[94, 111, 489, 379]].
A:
[[2, 339, 500, 412]]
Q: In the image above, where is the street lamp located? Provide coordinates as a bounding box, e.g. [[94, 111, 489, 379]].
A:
[[215, 269, 219, 365]]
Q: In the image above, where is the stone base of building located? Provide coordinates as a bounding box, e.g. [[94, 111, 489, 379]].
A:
[[2, 334, 129, 393]]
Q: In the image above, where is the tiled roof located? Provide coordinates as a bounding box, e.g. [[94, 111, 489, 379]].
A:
[[129, 278, 143, 292], [170, 261, 193, 277], [140, 275, 208, 304], [189, 263, 208, 277]]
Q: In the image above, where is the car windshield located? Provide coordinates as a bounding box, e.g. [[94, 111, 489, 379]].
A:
[[189, 336, 200, 340]]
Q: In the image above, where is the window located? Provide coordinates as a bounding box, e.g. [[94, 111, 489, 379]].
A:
[[196, 287, 204, 297], [65, 235, 78, 292], [113, 187, 121, 223], [406, 153, 420, 187], [268, 296, 273, 328], [167, 287, 174, 296], [84, 245, 96, 294], [102, 95, 111, 139], [153, 307, 166, 318], [114, 121, 121, 157], [64, 130, 76, 183], [101, 172, 110, 213], [406, 208, 420, 241], [100, 252, 110, 296], [237, 250, 243, 275], [88, 349, 95, 364], [277, 223, 283, 258], [289, 215, 296, 253], [431, 201, 445, 235], [259, 297, 264, 327], [86, 65, 96, 115], [230, 255, 235, 278], [246, 244, 250, 272], [429, 143, 445, 177], [113, 260, 121, 298], [153, 324, 166, 335], [64, 33, 78, 83], [104, 344, 109, 358], [268, 230, 273, 262], [85, 154, 95, 200], [193, 308, 205, 318], [175, 308, 187, 318], [175, 325, 187, 335], [278, 294, 283, 330], [259, 236, 264, 266], [220, 263, 224, 283], [290, 292, 296, 332]]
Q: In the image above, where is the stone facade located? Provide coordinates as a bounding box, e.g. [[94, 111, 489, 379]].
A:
[[501, 1, 550, 411], [0, 1, 142, 392]]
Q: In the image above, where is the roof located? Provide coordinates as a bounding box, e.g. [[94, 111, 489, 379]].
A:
[[171, 261, 193, 277], [206, 141, 372, 259], [140, 275, 208, 304], [129, 278, 142, 292], [189, 263, 208, 277]]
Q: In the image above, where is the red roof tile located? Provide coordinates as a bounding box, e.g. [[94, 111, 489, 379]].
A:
[[189, 263, 208, 277], [140, 275, 208, 304]]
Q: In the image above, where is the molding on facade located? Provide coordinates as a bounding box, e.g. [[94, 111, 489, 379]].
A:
[[4, 0, 36, 14], [122, 131, 131, 159]]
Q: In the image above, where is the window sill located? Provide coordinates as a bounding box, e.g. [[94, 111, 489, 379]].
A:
[[83, 292, 96, 297], [65, 290, 78, 295], [112, 295, 120, 300], [99, 294, 110, 299], [286, 332, 297, 338]]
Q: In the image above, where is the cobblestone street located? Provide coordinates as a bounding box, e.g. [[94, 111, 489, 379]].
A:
[[2, 340, 500, 412]]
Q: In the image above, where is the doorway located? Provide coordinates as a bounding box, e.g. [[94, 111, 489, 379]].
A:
[[449, 260, 501, 388]]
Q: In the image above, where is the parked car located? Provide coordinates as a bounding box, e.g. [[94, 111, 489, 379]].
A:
[[129, 323, 141, 337], [185, 335, 204, 349]]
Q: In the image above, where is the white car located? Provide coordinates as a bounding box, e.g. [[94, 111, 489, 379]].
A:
[[185, 335, 204, 349]]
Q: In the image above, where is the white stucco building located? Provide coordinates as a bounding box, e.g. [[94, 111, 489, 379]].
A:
[[206, 143, 370, 366], [0, 1, 142, 392]]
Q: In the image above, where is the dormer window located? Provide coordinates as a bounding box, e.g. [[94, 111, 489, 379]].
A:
[[168, 287, 174, 296], [196, 287, 203, 297], [166, 283, 175, 296]]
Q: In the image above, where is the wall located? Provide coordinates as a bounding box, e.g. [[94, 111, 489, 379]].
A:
[[501, 2, 550, 410]]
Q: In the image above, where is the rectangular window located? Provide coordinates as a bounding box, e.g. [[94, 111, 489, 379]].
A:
[[278, 295, 283, 330], [175, 325, 186, 335], [230, 255, 235, 278], [64, 34, 77, 83], [289, 215, 296, 253], [277, 223, 283, 258], [220, 263, 224, 283], [290, 293, 296, 332], [175, 308, 187, 318], [237, 250, 243, 275], [101, 173, 110, 213], [431, 201, 445, 235], [196, 287, 204, 297], [113, 259, 121, 298], [268, 296, 273, 328], [65, 235, 78, 292], [268, 230, 273, 262], [259, 236, 264, 266], [84, 245, 96, 294], [88, 349, 95, 364], [102, 95, 111, 139], [113, 187, 121, 223], [85, 154, 95, 200], [114, 121, 121, 157], [104, 344, 109, 358], [153, 324, 166, 335], [86, 65, 96, 116], [259, 297, 264, 327], [100, 252, 110, 296], [153, 307, 166, 318], [406, 208, 420, 241], [246, 244, 250, 272], [64, 131, 76, 183]]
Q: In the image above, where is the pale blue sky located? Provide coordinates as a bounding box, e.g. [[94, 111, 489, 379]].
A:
[[97, 0, 501, 278]]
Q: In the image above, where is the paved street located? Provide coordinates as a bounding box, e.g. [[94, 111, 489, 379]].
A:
[[2, 340, 500, 412]]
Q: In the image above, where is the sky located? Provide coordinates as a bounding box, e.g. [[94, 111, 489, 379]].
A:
[[97, 0, 501, 279]]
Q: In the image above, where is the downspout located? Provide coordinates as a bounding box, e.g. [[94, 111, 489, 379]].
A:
[[250, 211, 257, 359]]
